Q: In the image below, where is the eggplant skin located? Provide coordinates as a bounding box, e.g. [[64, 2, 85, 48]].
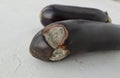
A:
[[30, 19, 120, 61], [54, 20, 120, 53], [40, 4, 110, 26], [29, 31, 54, 61]]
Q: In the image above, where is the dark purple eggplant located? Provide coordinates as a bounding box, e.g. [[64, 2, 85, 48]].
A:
[[30, 31, 54, 61], [40, 4, 111, 26], [30, 20, 120, 62]]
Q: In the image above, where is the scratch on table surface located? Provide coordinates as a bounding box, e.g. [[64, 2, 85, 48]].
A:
[[13, 56, 22, 74], [30, 72, 33, 78]]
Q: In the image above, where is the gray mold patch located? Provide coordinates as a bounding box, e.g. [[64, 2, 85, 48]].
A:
[[43, 26, 66, 49], [43, 25, 70, 61], [49, 48, 70, 61]]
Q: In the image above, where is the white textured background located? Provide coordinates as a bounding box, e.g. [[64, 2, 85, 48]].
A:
[[0, 0, 120, 78]]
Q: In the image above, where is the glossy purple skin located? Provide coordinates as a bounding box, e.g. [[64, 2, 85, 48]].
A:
[[30, 31, 54, 61], [30, 20, 120, 62], [41, 4, 110, 26], [57, 20, 120, 52]]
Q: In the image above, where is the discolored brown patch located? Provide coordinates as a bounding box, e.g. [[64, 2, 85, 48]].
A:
[[43, 23, 68, 49]]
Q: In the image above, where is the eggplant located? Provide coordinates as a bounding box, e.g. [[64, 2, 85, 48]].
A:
[[30, 20, 120, 62], [40, 4, 111, 26]]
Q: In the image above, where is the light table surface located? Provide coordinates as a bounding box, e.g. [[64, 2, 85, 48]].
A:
[[0, 0, 120, 78]]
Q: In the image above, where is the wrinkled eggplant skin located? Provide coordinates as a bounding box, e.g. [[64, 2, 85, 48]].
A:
[[56, 20, 120, 53], [41, 4, 110, 26], [30, 31, 54, 61]]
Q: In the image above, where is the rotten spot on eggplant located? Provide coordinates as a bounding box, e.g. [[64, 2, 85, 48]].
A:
[[42, 24, 70, 61], [49, 47, 70, 61], [43, 26, 65, 48]]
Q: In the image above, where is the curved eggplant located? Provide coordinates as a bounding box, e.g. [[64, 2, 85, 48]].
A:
[[30, 20, 120, 62], [40, 4, 111, 26]]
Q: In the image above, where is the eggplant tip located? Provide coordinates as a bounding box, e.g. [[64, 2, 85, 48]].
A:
[[30, 24, 70, 61]]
